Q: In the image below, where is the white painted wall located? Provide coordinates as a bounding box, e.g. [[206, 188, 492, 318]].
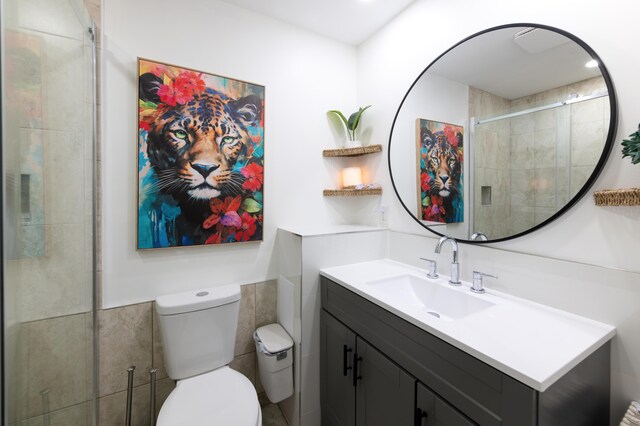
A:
[[358, 0, 640, 423], [102, 0, 360, 307], [359, 0, 640, 272], [390, 73, 470, 237]]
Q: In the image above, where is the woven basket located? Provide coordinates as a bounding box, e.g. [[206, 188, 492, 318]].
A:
[[593, 188, 640, 206], [619, 401, 640, 425]]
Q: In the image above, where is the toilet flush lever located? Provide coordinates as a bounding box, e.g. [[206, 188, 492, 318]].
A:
[[419, 258, 439, 279], [471, 271, 497, 294]]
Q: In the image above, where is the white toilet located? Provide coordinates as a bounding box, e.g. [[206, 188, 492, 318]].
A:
[[155, 284, 262, 426]]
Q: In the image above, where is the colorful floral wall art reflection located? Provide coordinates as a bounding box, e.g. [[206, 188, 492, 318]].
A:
[[416, 119, 464, 224], [137, 59, 265, 249]]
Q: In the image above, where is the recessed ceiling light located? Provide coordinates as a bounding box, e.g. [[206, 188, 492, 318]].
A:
[[585, 59, 598, 68]]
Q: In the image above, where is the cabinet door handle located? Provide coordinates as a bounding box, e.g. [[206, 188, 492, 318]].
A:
[[342, 345, 352, 376], [352, 353, 362, 387], [414, 408, 428, 426]]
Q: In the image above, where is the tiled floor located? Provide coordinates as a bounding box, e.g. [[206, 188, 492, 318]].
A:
[[258, 392, 289, 426]]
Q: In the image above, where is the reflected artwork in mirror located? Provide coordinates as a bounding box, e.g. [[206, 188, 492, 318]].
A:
[[389, 24, 617, 243]]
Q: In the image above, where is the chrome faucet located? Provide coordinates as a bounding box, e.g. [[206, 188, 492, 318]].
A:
[[434, 236, 461, 286], [471, 232, 488, 241], [471, 271, 497, 294]]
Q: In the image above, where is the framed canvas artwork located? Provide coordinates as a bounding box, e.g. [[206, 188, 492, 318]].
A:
[[416, 118, 464, 224], [137, 58, 265, 249]]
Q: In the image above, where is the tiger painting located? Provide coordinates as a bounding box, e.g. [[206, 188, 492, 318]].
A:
[[137, 59, 265, 249], [417, 119, 464, 224]]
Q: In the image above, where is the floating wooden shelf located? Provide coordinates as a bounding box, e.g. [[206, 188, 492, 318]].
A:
[[593, 188, 640, 206], [322, 144, 382, 157], [323, 188, 382, 197]]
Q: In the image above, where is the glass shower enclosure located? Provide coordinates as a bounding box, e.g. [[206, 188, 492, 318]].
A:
[[469, 78, 609, 241], [1, 0, 97, 424]]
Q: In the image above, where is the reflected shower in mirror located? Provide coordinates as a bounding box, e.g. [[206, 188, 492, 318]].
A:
[[389, 24, 616, 242]]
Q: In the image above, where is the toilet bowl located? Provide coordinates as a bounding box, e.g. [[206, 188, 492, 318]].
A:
[[155, 285, 261, 426], [157, 367, 261, 426]]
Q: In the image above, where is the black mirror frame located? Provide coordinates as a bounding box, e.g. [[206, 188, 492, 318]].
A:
[[388, 23, 618, 244]]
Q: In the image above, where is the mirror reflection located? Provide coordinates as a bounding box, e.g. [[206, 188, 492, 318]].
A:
[[389, 25, 615, 242]]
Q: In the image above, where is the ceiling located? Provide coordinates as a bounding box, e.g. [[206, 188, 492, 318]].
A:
[[428, 27, 602, 100], [218, 0, 418, 45]]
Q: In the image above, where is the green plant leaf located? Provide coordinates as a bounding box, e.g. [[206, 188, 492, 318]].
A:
[[621, 129, 640, 164], [347, 105, 372, 131], [242, 198, 262, 213], [328, 110, 349, 131]]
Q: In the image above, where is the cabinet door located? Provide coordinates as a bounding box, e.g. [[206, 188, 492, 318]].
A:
[[355, 336, 415, 426], [416, 382, 477, 426], [321, 311, 357, 426]]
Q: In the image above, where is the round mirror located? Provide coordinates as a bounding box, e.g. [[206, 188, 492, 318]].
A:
[[389, 23, 617, 243]]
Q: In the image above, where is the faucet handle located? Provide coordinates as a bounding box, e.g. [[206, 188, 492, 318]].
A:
[[471, 271, 497, 294], [419, 258, 439, 279]]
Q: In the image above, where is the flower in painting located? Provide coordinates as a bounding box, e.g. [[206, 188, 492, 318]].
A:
[[175, 71, 206, 95], [203, 195, 242, 230], [235, 212, 257, 242], [205, 232, 222, 245], [420, 172, 431, 192], [425, 195, 446, 222], [139, 121, 151, 132], [241, 163, 264, 192], [157, 81, 193, 106], [443, 125, 456, 145]]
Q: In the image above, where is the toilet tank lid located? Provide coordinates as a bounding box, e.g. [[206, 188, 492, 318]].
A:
[[254, 324, 293, 354], [156, 284, 241, 316]]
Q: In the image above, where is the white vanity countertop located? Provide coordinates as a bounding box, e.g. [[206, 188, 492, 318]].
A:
[[320, 259, 616, 392]]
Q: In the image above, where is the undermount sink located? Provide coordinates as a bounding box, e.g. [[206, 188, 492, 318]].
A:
[[364, 274, 495, 321]]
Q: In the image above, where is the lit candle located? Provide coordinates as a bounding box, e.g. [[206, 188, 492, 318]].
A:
[[342, 167, 362, 188]]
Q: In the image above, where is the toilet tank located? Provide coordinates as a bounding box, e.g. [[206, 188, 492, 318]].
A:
[[156, 285, 241, 380]]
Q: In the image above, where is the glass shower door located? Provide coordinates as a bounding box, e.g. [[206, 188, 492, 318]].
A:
[[1, 0, 97, 424]]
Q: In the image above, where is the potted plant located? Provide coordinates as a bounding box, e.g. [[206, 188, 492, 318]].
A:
[[328, 105, 371, 148], [622, 125, 640, 164]]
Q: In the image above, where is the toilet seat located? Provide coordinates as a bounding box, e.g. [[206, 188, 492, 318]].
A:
[[157, 366, 261, 426]]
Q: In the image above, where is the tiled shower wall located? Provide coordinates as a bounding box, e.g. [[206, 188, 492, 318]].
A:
[[470, 76, 607, 239], [96, 280, 277, 426], [468, 87, 511, 238]]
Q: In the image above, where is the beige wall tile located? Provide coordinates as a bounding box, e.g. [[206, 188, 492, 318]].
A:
[[510, 169, 534, 207], [98, 303, 152, 397], [571, 120, 605, 167], [508, 205, 535, 235], [155, 378, 176, 419], [533, 167, 557, 208], [256, 281, 277, 329], [510, 132, 534, 168], [23, 401, 89, 426], [97, 383, 150, 426], [25, 314, 88, 418], [534, 109, 556, 131], [235, 284, 256, 356], [534, 129, 556, 169]]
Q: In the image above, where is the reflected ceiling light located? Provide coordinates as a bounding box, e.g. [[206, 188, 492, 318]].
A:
[[585, 59, 598, 68]]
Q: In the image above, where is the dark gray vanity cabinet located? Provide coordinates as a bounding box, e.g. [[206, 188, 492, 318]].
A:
[[321, 311, 418, 426], [320, 276, 610, 426], [416, 382, 476, 426], [321, 310, 356, 426]]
